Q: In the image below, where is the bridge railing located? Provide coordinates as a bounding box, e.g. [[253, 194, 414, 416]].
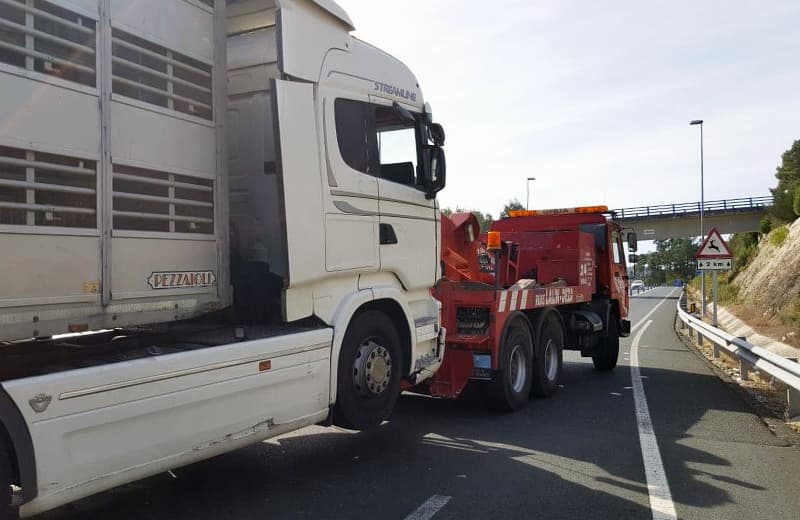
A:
[[613, 196, 773, 219], [676, 291, 800, 419]]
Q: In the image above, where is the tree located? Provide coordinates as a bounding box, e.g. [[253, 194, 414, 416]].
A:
[[639, 238, 699, 286], [500, 199, 525, 219], [769, 139, 800, 222], [794, 185, 800, 217]]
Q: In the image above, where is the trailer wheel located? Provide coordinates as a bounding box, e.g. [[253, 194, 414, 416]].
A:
[[531, 313, 563, 397], [489, 318, 533, 411], [332, 310, 403, 431], [593, 315, 619, 371], [0, 443, 16, 520]]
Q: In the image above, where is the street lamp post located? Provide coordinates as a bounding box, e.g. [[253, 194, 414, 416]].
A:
[[690, 119, 706, 316], [526, 177, 536, 210]]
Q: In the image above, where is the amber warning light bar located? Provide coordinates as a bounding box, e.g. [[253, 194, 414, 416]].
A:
[[508, 205, 609, 218]]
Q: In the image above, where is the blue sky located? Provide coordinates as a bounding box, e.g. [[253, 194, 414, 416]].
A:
[[339, 0, 800, 218]]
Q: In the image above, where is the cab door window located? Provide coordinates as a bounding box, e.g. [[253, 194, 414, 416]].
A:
[[334, 98, 377, 175], [333, 98, 422, 188], [612, 230, 624, 264], [374, 105, 420, 188]]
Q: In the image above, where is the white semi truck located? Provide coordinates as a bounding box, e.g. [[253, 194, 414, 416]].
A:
[[0, 1, 447, 517]]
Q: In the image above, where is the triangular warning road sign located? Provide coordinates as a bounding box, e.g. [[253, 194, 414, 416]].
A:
[[696, 227, 733, 259]]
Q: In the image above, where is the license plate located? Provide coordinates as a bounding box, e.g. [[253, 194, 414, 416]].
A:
[[472, 354, 492, 379]]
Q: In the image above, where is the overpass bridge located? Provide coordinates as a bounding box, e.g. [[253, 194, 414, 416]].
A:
[[611, 196, 773, 241]]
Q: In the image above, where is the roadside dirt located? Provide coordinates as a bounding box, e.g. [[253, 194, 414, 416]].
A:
[[732, 218, 800, 346]]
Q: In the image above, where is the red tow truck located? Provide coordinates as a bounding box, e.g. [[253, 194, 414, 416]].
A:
[[427, 206, 635, 410]]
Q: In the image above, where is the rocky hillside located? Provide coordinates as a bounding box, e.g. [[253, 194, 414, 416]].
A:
[[734, 218, 800, 332]]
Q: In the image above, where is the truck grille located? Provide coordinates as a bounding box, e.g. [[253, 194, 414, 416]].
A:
[[0, 144, 97, 228], [457, 307, 490, 336]]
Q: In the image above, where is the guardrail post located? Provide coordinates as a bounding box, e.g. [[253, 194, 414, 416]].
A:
[[739, 358, 751, 380], [712, 341, 720, 358], [787, 388, 800, 420]]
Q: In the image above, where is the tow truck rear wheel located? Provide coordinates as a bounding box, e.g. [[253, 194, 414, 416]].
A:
[[488, 318, 533, 411], [531, 313, 563, 397], [0, 443, 17, 520], [332, 310, 403, 431], [593, 315, 619, 371]]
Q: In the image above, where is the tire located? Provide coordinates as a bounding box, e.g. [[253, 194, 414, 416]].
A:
[[0, 444, 16, 520], [332, 310, 404, 431], [531, 313, 564, 397], [593, 314, 620, 371], [488, 318, 533, 411]]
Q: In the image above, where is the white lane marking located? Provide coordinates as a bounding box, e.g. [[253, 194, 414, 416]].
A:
[[497, 291, 508, 312], [404, 495, 452, 520], [630, 288, 678, 334], [509, 290, 519, 311], [631, 320, 677, 520]]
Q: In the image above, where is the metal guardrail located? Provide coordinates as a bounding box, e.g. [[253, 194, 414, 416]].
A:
[[676, 291, 800, 419], [613, 196, 773, 219]]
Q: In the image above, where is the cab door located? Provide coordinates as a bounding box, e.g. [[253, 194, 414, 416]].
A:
[[610, 228, 630, 318], [321, 91, 380, 273], [370, 98, 438, 291]]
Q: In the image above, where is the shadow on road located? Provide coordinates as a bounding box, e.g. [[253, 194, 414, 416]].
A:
[[38, 358, 772, 520]]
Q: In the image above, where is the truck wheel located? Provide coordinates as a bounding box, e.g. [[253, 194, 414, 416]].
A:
[[0, 443, 16, 520], [489, 319, 533, 411], [531, 314, 563, 397], [333, 310, 403, 431], [593, 315, 619, 371]]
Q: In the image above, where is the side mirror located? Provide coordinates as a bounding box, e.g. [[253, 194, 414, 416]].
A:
[[428, 123, 445, 146], [628, 253, 639, 264], [627, 232, 638, 252], [422, 145, 446, 199]]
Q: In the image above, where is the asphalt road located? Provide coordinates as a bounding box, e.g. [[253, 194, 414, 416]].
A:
[[40, 287, 800, 519]]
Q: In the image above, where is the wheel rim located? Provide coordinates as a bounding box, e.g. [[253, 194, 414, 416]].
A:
[[352, 339, 393, 398], [544, 338, 558, 382], [509, 344, 527, 393]]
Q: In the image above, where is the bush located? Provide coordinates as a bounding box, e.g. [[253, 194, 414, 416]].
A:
[[718, 279, 739, 304], [760, 217, 772, 235], [769, 225, 790, 247], [729, 232, 758, 276]]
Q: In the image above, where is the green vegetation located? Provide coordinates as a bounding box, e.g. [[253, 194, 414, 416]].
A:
[[728, 232, 759, 276], [637, 238, 698, 286], [760, 216, 772, 235], [716, 272, 740, 304], [769, 139, 800, 223], [779, 298, 800, 328], [794, 185, 800, 217], [769, 225, 790, 247]]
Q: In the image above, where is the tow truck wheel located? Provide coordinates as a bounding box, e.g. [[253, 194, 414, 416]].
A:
[[0, 443, 17, 520], [333, 310, 403, 431], [489, 318, 533, 411], [531, 314, 563, 397], [593, 315, 620, 371]]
